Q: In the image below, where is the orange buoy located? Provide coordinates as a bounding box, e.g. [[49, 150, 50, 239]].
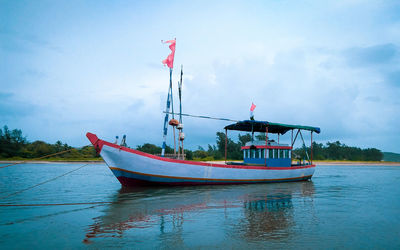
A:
[[169, 119, 179, 126]]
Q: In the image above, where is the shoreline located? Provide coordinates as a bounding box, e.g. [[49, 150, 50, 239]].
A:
[[1, 160, 399, 166], [0, 160, 104, 164], [313, 161, 400, 166]]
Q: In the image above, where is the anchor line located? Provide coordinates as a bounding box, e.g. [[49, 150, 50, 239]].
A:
[[0, 201, 113, 207], [0, 144, 92, 169], [0, 163, 90, 200]]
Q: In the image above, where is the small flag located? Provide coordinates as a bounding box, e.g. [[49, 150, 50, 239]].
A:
[[250, 102, 256, 120], [250, 103, 256, 112], [162, 39, 176, 68]]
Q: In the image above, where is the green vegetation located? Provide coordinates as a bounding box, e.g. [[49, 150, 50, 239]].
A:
[[0, 126, 100, 160], [188, 133, 383, 162], [293, 141, 383, 161], [0, 126, 386, 162], [136, 143, 193, 160], [383, 152, 400, 162], [190, 132, 249, 160]]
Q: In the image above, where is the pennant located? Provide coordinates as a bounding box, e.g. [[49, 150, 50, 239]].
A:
[[162, 39, 176, 68], [250, 103, 256, 112]]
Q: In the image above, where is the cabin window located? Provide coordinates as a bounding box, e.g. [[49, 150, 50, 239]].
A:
[[251, 149, 255, 158], [273, 149, 278, 159], [268, 149, 273, 158], [280, 149, 284, 158], [261, 149, 265, 158]]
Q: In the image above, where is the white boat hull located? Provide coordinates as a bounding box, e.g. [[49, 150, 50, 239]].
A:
[[87, 133, 316, 186]]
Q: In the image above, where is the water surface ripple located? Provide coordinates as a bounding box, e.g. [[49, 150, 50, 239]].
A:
[[0, 163, 399, 249]]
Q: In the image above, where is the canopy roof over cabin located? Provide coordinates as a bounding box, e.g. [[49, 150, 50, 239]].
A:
[[224, 120, 321, 135]]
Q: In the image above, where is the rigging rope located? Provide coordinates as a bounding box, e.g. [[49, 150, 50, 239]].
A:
[[0, 144, 92, 169], [0, 163, 89, 200], [163, 111, 239, 122]]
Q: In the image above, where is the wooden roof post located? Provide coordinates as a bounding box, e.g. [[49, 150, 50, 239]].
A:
[[225, 129, 228, 164], [265, 126, 268, 167], [291, 129, 293, 166], [311, 131, 313, 165]]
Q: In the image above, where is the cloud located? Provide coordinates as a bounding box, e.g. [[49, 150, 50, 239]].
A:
[[0, 28, 61, 54], [1, 1, 400, 152], [385, 70, 400, 87], [344, 43, 399, 67], [0, 92, 38, 118]]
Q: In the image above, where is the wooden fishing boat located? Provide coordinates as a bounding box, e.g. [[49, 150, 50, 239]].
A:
[[87, 40, 320, 186], [86, 120, 320, 186]]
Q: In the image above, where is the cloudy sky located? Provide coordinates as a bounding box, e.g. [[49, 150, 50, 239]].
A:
[[1, 0, 400, 152]]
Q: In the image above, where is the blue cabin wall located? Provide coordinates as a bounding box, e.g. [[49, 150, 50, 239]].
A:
[[242, 143, 292, 167], [244, 158, 291, 167]]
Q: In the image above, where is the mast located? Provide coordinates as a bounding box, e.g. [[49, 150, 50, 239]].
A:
[[161, 68, 173, 157], [178, 65, 183, 124], [161, 38, 176, 157], [178, 65, 185, 159]]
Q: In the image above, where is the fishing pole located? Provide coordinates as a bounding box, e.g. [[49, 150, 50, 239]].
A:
[[178, 65, 183, 124]]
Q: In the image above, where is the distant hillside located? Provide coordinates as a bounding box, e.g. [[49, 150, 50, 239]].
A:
[[383, 152, 400, 162]]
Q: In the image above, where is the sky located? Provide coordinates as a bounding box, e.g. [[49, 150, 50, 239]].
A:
[[1, 0, 400, 153]]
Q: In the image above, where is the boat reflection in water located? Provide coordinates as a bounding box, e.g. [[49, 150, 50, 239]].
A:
[[84, 181, 315, 245]]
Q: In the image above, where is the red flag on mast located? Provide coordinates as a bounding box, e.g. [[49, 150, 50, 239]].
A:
[[250, 102, 256, 112], [162, 39, 176, 68]]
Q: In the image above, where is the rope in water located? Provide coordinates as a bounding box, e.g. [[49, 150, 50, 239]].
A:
[[0, 163, 89, 200], [0, 201, 113, 207], [0, 144, 92, 169]]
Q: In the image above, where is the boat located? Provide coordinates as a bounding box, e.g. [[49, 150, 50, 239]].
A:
[[86, 119, 320, 186], [86, 39, 320, 186]]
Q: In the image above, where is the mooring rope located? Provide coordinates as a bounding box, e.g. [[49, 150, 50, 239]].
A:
[[0, 144, 92, 169], [0, 201, 113, 207], [0, 163, 89, 200]]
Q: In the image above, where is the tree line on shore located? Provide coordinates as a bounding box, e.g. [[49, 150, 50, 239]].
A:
[[0, 126, 98, 160], [0, 126, 383, 161]]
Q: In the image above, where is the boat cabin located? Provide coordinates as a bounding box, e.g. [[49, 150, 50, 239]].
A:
[[224, 120, 321, 167], [242, 140, 292, 167]]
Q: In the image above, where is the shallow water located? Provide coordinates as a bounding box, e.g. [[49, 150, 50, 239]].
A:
[[0, 163, 399, 249]]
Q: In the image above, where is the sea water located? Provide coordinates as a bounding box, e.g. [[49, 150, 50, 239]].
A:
[[0, 163, 399, 249]]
